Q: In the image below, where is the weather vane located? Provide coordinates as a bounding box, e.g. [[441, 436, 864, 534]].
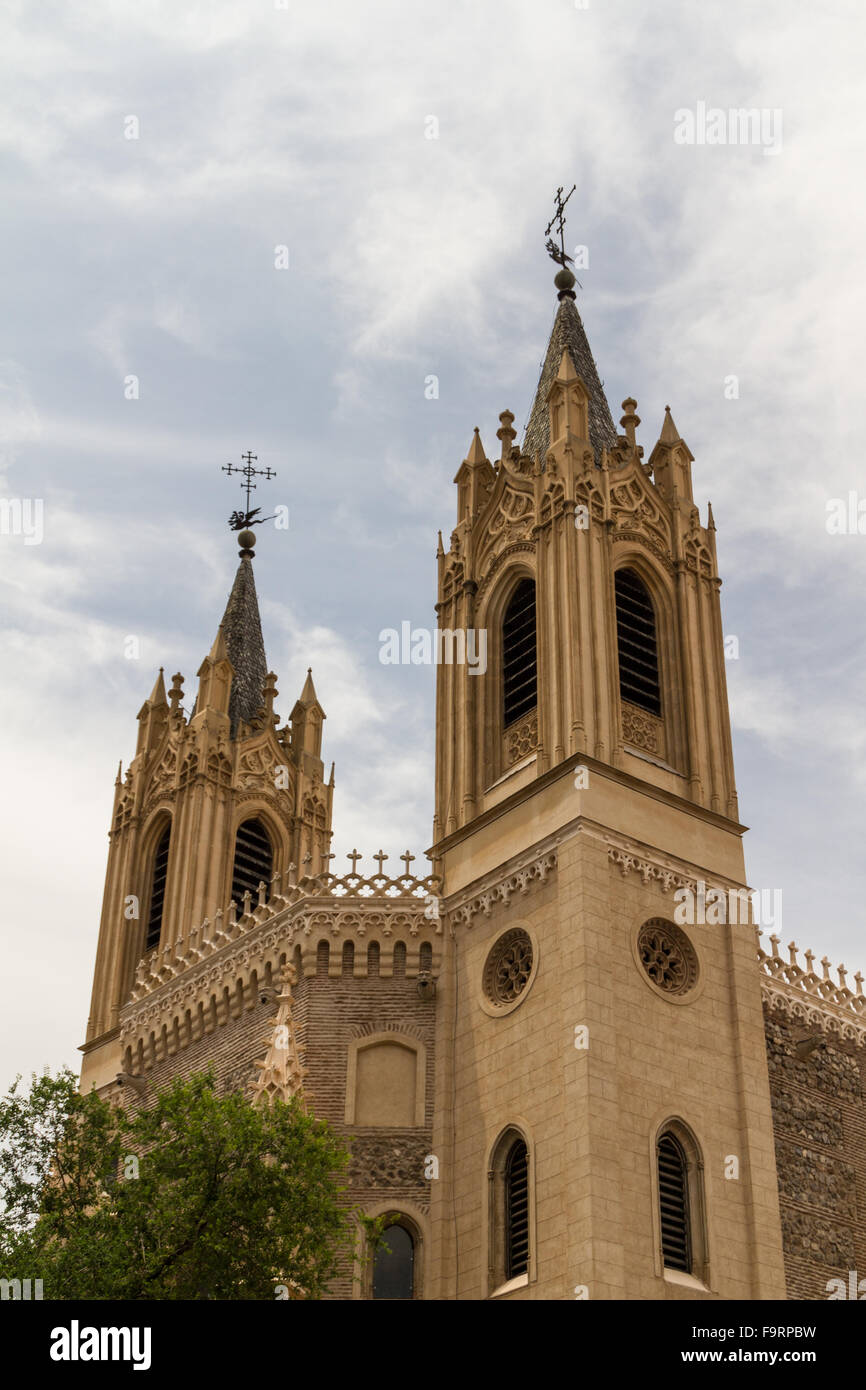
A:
[[222, 450, 277, 531], [545, 183, 577, 268]]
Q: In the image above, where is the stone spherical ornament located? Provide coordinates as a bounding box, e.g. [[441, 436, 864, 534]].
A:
[[237, 528, 257, 551], [637, 919, 699, 998], [483, 928, 535, 1011]]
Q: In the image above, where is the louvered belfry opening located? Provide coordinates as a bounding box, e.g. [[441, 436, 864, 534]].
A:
[[657, 1132, 691, 1273], [145, 825, 171, 953], [502, 579, 537, 727], [505, 1138, 530, 1279], [614, 567, 661, 716], [231, 818, 273, 908]]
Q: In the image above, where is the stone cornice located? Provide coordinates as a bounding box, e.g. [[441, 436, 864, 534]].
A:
[[429, 748, 746, 863], [446, 847, 557, 928]]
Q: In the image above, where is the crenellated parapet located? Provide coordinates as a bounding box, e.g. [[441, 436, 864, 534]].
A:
[[757, 929, 866, 1043], [118, 851, 441, 1072]]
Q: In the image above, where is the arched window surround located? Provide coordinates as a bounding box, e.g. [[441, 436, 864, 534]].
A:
[[611, 551, 685, 774], [345, 1032, 427, 1127], [138, 811, 173, 960], [223, 804, 286, 913], [478, 564, 539, 788], [649, 1116, 710, 1288], [485, 1121, 536, 1297], [354, 1204, 428, 1301]]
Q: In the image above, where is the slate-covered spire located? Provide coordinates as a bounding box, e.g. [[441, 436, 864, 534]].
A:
[[219, 532, 268, 736], [523, 286, 617, 465]]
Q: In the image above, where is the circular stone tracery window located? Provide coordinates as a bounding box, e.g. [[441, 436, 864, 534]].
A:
[[637, 918, 699, 998], [483, 928, 534, 1009]]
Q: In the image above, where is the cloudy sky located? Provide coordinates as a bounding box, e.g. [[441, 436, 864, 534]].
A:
[[1, 0, 864, 1088]]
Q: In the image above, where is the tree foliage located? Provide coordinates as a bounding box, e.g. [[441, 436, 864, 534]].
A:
[[0, 1068, 352, 1300]]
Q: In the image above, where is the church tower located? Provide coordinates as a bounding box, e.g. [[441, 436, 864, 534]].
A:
[[428, 258, 788, 1299], [80, 528, 334, 1094]]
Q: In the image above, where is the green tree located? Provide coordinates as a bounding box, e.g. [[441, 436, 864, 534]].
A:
[[0, 1067, 352, 1299]]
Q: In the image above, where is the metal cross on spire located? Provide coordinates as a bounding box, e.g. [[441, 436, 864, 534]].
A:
[[545, 183, 577, 268], [222, 450, 278, 531]]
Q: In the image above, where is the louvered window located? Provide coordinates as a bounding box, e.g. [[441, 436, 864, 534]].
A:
[[614, 568, 661, 715], [145, 825, 171, 952], [231, 818, 273, 906], [505, 1138, 529, 1279], [502, 579, 537, 727], [658, 1132, 691, 1272]]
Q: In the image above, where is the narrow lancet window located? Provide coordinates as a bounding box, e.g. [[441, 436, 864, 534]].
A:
[[145, 825, 171, 953], [231, 818, 273, 906], [502, 579, 537, 727], [615, 568, 661, 715]]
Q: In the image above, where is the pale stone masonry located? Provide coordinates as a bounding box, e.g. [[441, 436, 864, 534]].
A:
[[80, 261, 865, 1300]]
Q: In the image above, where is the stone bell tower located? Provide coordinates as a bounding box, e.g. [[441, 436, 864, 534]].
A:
[[80, 528, 334, 1094], [428, 256, 787, 1300]]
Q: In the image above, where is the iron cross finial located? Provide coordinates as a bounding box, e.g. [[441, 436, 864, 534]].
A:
[[545, 184, 577, 269], [222, 450, 278, 530]]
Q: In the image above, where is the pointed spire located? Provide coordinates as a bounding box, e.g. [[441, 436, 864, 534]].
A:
[[207, 625, 230, 664], [136, 667, 170, 752], [707, 500, 716, 531], [465, 426, 487, 465], [147, 667, 168, 707], [523, 297, 617, 464], [556, 347, 579, 383], [218, 551, 268, 737], [250, 964, 307, 1108], [659, 404, 680, 444], [298, 667, 318, 706]]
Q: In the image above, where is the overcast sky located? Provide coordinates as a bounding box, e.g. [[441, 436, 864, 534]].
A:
[[1, 0, 864, 1089]]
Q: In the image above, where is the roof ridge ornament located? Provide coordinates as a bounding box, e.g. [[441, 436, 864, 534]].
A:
[[544, 183, 580, 301], [222, 449, 278, 554]]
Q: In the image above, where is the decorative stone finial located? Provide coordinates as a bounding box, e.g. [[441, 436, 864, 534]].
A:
[[496, 410, 516, 460], [237, 528, 256, 558], [620, 398, 640, 448], [168, 673, 185, 717]]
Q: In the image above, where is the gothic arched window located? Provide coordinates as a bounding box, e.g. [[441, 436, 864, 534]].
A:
[[372, 1221, 415, 1300], [614, 567, 661, 715], [488, 1127, 532, 1292], [231, 818, 273, 907], [504, 1138, 530, 1279], [657, 1131, 692, 1273], [502, 579, 537, 727], [144, 824, 171, 953]]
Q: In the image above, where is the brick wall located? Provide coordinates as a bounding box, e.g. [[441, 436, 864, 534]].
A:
[[765, 1005, 866, 1299], [118, 935, 437, 1300]]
